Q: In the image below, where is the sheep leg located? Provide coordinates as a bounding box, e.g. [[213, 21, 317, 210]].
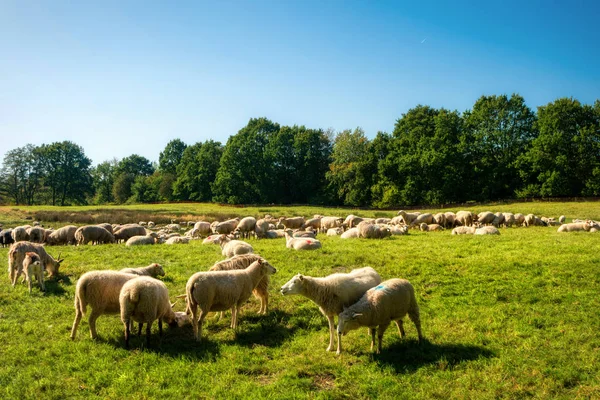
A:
[[230, 306, 237, 329], [395, 320, 406, 338], [11, 266, 22, 287], [70, 301, 83, 340], [123, 319, 131, 348], [196, 310, 207, 341], [190, 303, 199, 340], [326, 314, 336, 352], [158, 319, 163, 336], [369, 328, 376, 351], [38, 271, 45, 292], [137, 323, 143, 337], [88, 310, 101, 339], [376, 323, 391, 354], [336, 332, 343, 355], [408, 307, 423, 344], [146, 322, 152, 346]]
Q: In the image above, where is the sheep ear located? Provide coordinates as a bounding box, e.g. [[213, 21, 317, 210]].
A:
[[298, 275, 304, 281], [352, 313, 363, 319], [176, 294, 187, 299]]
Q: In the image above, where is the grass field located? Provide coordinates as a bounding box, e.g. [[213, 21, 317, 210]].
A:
[[1, 202, 599, 399]]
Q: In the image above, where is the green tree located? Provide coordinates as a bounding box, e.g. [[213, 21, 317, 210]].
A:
[[159, 139, 187, 175], [173, 140, 223, 201], [112, 173, 135, 204], [91, 159, 118, 204], [116, 154, 154, 177], [0, 144, 43, 205]]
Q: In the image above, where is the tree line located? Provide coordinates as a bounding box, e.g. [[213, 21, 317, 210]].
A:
[[1, 94, 599, 207]]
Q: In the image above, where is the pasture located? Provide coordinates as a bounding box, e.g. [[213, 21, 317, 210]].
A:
[[1, 202, 600, 399]]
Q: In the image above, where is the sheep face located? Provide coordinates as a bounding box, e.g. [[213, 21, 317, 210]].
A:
[[337, 311, 362, 336], [280, 274, 305, 295], [254, 259, 277, 276], [151, 263, 165, 277], [172, 311, 190, 328]]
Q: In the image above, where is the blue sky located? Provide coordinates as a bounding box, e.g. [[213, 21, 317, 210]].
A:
[[1, 0, 599, 165]]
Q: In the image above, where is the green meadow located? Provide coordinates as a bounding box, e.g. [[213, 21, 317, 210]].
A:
[[1, 202, 599, 399]]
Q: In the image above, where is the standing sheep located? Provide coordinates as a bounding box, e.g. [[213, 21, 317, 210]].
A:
[[254, 219, 271, 239], [278, 216, 305, 230], [433, 213, 446, 227], [45, 225, 78, 245], [477, 212, 495, 225], [8, 242, 63, 285], [409, 213, 434, 228], [337, 278, 422, 354], [455, 211, 474, 227], [302, 217, 322, 231], [75, 225, 115, 245], [11, 226, 30, 242], [113, 224, 147, 243], [320, 217, 344, 233], [193, 221, 212, 237], [119, 276, 188, 347], [396, 211, 420, 226], [214, 219, 239, 235], [23, 252, 45, 294], [185, 259, 277, 341], [280, 267, 382, 353], [27, 226, 47, 244], [235, 217, 257, 239], [443, 212, 456, 228], [1, 229, 15, 247]]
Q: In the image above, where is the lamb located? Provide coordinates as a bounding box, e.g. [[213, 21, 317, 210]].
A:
[[165, 236, 190, 245], [209, 254, 273, 315], [280, 267, 381, 353], [120, 263, 165, 277], [336, 278, 422, 354], [389, 225, 409, 236], [113, 224, 147, 243], [125, 233, 160, 246], [185, 258, 277, 340], [396, 211, 420, 226], [475, 226, 500, 235], [193, 221, 212, 237], [357, 221, 391, 239], [11, 226, 30, 242], [119, 276, 188, 347], [419, 223, 444, 232], [8, 242, 63, 285], [557, 220, 593, 232], [455, 211, 474, 227], [70, 270, 139, 340], [75, 225, 115, 245], [23, 252, 45, 294], [214, 219, 239, 235], [45, 225, 78, 245], [340, 227, 359, 239], [219, 235, 254, 257], [203, 234, 225, 245], [278, 216, 305, 230], [451, 226, 476, 235], [327, 227, 344, 236], [284, 230, 322, 250], [409, 213, 434, 228], [235, 217, 257, 239]]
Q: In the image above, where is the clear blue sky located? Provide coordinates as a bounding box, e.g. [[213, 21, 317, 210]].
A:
[[2, 0, 599, 165]]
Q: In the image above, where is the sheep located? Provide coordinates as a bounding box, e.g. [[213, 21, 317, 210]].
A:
[[212, 218, 239, 235], [357, 221, 391, 239], [475, 226, 500, 235], [524, 214, 546, 227], [70, 270, 139, 340], [284, 230, 322, 250], [419, 223, 444, 232], [203, 234, 225, 245], [451, 226, 476, 235], [374, 218, 391, 225], [433, 213, 446, 227], [193, 221, 212, 237], [235, 217, 257, 239], [409, 213, 434, 228], [165, 236, 190, 245], [389, 225, 409, 236], [96, 223, 113, 234], [23, 252, 45, 294], [302, 217, 322, 231], [120, 263, 165, 278], [27, 226, 46, 243], [559, 215, 566, 224], [165, 223, 181, 232], [75, 225, 115, 245], [185, 258, 277, 341], [455, 211, 474, 227], [557, 220, 593, 232], [513, 213, 525, 226], [492, 212, 505, 228], [264, 229, 286, 239], [119, 276, 188, 347], [340, 227, 359, 239], [219, 235, 254, 257], [209, 254, 273, 315], [389, 216, 405, 225], [396, 210, 420, 226], [320, 216, 344, 233], [139, 221, 147, 226], [253, 219, 271, 238], [443, 212, 456, 228], [125, 234, 160, 246], [292, 229, 317, 238], [45, 225, 77, 245], [336, 278, 422, 354], [8, 242, 63, 285], [278, 216, 305, 230], [280, 267, 381, 353], [327, 227, 344, 236], [477, 211, 495, 225], [1, 229, 14, 247], [502, 213, 516, 227], [113, 224, 147, 243], [11, 226, 30, 242]]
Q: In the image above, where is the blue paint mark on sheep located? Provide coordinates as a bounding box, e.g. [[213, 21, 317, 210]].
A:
[[374, 285, 385, 290]]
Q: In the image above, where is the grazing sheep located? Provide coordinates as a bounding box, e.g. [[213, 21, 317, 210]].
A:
[[302, 217, 322, 231], [433, 213, 446, 227], [1, 229, 14, 247], [396, 211, 420, 226], [455, 211, 474, 227], [374, 218, 391, 225], [11, 226, 30, 242], [320, 217, 344, 233], [451, 226, 476, 235], [475, 226, 500, 235], [327, 227, 344, 236], [420, 223, 444, 232], [278, 216, 305, 230], [443, 212, 456, 228], [280, 267, 382, 353], [27, 226, 46, 243], [284, 231, 322, 250], [203, 234, 225, 245], [210, 254, 273, 315], [559, 215, 566, 224], [235, 217, 257, 239], [8, 242, 63, 285], [409, 213, 434, 228], [337, 278, 422, 354], [357, 221, 391, 239], [514, 213, 525, 226], [557, 220, 593, 232], [502, 213, 516, 227], [214, 219, 239, 235], [125, 234, 160, 246], [219, 235, 254, 257], [113, 224, 147, 243], [165, 236, 190, 245], [45, 225, 78, 245], [524, 214, 546, 227], [254, 219, 271, 238], [119, 276, 188, 347], [185, 258, 277, 341], [477, 212, 496, 225], [23, 252, 45, 294], [75, 225, 115, 245], [340, 227, 359, 239], [120, 263, 165, 278], [492, 212, 505, 228], [70, 270, 139, 340], [193, 221, 212, 237]]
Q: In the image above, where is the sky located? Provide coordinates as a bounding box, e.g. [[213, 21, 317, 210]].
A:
[[1, 0, 599, 165]]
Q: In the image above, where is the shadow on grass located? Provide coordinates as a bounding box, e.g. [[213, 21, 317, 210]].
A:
[[40, 274, 71, 296], [222, 309, 303, 348], [372, 338, 495, 373]]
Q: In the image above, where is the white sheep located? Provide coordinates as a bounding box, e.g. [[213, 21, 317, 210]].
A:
[[559, 215, 566, 224], [320, 216, 344, 233], [45, 225, 78, 245], [557, 220, 593, 232], [514, 213, 526, 226], [23, 252, 45, 294], [75, 225, 115, 245], [443, 212, 456, 228], [455, 211, 474, 226], [280, 267, 381, 353], [337, 278, 422, 354], [284, 230, 322, 250], [219, 235, 254, 257], [396, 211, 420, 225], [419, 223, 444, 232], [125, 233, 160, 246], [357, 221, 391, 239], [11, 226, 30, 242], [254, 219, 271, 238], [70, 270, 139, 340], [451, 226, 476, 235], [235, 217, 257, 239], [119, 276, 188, 347], [433, 213, 446, 227], [477, 211, 495, 225], [165, 236, 190, 245], [120, 263, 165, 277], [278, 216, 305, 230], [389, 225, 409, 236], [409, 213, 434, 228], [302, 217, 322, 231], [475, 226, 500, 235], [8, 241, 63, 285], [185, 258, 277, 341], [214, 218, 239, 235], [502, 213, 516, 227], [340, 227, 359, 239], [113, 224, 147, 243], [326, 227, 344, 236]]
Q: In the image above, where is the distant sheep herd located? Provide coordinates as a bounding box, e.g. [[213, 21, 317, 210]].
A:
[[2, 209, 599, 353]]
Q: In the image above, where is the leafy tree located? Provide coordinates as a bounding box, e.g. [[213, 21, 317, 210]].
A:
[[91, 159, 118, 204], [518, 98, 600, 197], [173, 140, 223, 201], [159, 139, 187, 175], [112, 173, 135, 204], [116, 154, 154, 177], [0, 144, 42, 205], [292, 127, 332, 204], [131, 174, 160, 203], [463, 94, 536, 201]]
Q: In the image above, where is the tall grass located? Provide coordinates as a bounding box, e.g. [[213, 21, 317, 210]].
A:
[[1, 202, 599, 398]]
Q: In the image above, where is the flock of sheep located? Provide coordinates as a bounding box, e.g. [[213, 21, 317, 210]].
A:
[[2, 208, 598, 353]]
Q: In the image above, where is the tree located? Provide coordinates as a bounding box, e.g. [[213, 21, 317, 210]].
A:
[[173, 140, 223, 201], [116, 154, 154, 177], [112, 173, 135, 204], [0, 144, 42, 205], [159, 139, 187, 175], [91, 159, 118, 204]]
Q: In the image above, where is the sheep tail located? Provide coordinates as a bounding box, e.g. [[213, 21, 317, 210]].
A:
[[74, 282, 87, 316]]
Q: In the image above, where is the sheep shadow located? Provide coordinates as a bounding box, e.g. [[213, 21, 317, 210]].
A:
[[222, 309, 303, 348], [371, 338, 495, 373], [39, 273, 71, 296]]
